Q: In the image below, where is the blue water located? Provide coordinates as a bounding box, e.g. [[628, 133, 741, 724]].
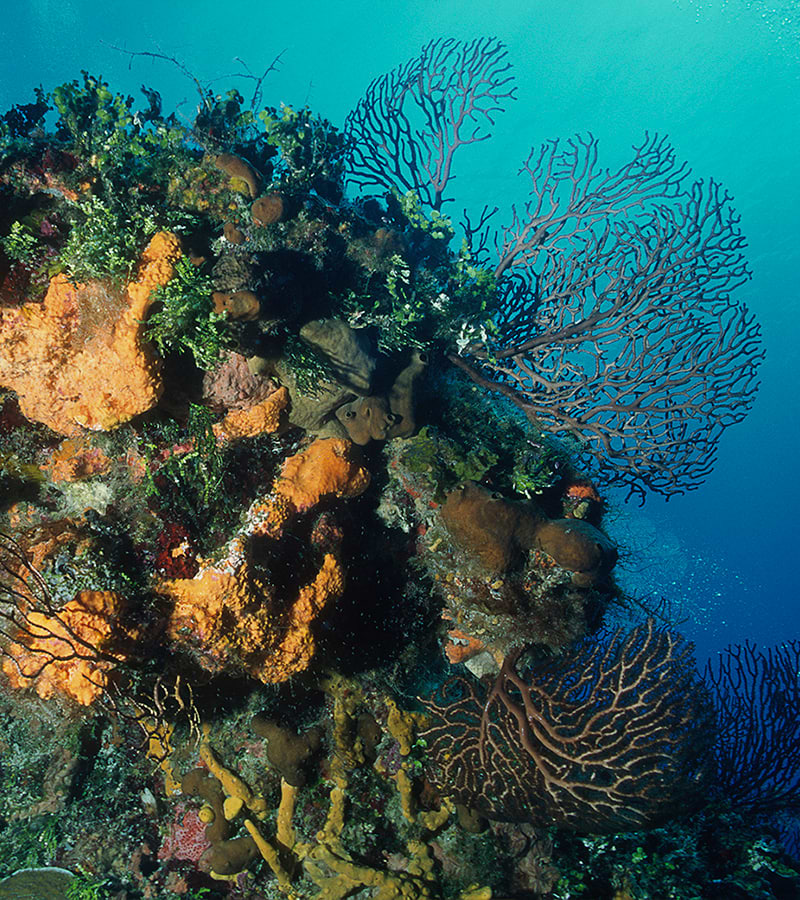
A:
[[2, 0, 797, 661]]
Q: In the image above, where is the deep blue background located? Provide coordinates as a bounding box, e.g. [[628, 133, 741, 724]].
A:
[[3, 0, 798, 660]]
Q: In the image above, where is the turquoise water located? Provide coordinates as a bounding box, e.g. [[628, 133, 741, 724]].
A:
[[2, 0, 797, 659]]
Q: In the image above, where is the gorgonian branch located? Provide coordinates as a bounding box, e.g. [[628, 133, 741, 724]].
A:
[[457, 135, 763, 500], [0, 532, 121, 683], [345, 42, 763, 501], [345, 37, 516, 210], [706, 641, 800, 815], [420, 620, 714, 832]]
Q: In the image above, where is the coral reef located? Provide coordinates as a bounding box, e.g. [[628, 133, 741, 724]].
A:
[[0, 43, 789, 900]]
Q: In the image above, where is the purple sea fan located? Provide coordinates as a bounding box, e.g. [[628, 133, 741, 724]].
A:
[[344, 36, 516, 211], [419, 620, 715, 833], [706, 639, 800, 816], [454, 133, 764, 501], [347, 39, 764, 501]]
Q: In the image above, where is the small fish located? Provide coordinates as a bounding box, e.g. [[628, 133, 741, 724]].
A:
[[308, 188, 338, 211]]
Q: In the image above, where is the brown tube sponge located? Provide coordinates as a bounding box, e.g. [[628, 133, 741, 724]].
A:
[[335, 396, 396, 445], [387, 350, 428, 439]]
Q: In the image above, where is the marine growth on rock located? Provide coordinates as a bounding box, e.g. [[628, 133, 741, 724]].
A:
[[0, 38, 791, 900]]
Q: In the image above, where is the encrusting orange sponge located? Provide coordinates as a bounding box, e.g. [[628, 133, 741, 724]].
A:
[[161, 552, 345, 684], [211, 386, 289, 442], [276, 437, 371, 510], [1, 589, 126, 705], [0, 230, 181, 435], [158, 438, 370, 683], [246, 437, 371, 537], [43, 436, 112, 483]]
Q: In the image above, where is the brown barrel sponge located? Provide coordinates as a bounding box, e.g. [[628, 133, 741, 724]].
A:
[[223, 221, 246, 244], [441, 482, 544, 573], [441, 481, 616, 585], [533, 518, 618, 586], [251, 192, 285, 226], [212, 290, 261, 321]]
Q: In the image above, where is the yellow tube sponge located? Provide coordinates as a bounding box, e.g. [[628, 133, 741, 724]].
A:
[[243, 818, 292, 887], [200, 742, 267, 815]]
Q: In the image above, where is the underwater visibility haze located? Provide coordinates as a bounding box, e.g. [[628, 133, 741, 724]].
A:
[[0, 1, 798, 897]]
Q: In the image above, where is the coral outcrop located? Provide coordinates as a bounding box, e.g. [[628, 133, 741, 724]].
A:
[[428, 481, 618, 658], [0, 53, 779, 900]]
